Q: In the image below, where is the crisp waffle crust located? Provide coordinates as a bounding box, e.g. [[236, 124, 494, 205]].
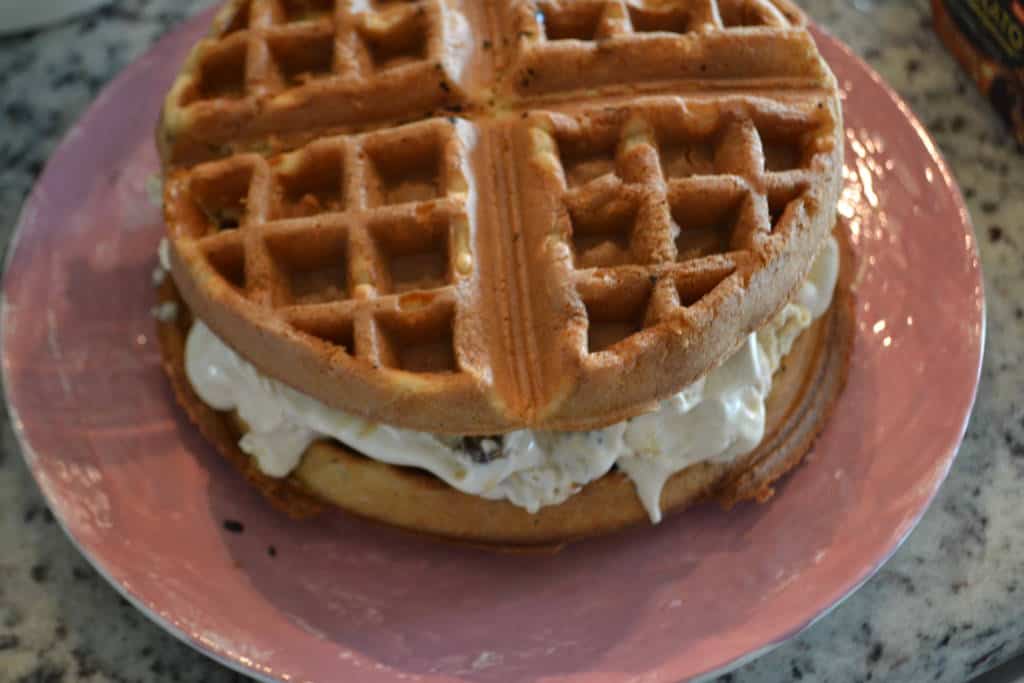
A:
[[160, 0, 843, 434], [156, 233, 856, 544]]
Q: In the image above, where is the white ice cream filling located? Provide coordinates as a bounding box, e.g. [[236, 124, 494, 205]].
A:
[[183, 237, 839, 522]]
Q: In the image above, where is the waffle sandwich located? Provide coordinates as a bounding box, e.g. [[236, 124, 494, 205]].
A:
[[156, 0, 852, 545]]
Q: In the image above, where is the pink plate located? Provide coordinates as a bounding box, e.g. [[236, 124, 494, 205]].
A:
[[1, 11, 983, 683]]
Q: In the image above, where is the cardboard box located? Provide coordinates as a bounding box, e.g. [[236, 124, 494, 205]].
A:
[[933, 0, 1024, 146]]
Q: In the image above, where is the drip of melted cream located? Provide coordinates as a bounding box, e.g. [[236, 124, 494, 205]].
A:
[[185, 237, 839, 522]]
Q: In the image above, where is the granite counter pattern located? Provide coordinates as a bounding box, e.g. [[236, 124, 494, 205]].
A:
[[1, 0, 1023, 681]]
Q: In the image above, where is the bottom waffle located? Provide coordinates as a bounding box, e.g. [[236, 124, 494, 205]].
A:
[[155, 233, 855, 547]]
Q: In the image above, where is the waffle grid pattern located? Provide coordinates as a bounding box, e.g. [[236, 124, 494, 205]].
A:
[[193, 0, 448, 95], [161, 0, 825, 165], [162, 0, 842, 431], [161, 0, 469, 163], [524, 98, 828, 357], [512, 0, 793, 48], [498, 0, 818, 98], [167, 117, 480, 377]]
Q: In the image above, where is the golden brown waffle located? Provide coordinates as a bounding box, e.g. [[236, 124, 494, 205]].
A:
[[161, 0, 843, 434], [159, 0, 489, 164]]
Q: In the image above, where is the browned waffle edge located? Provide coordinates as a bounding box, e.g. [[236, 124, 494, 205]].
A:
[[154, 228, 854, 545]]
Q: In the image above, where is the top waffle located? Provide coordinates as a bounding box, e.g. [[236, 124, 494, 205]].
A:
[[160, 0, 843, 434]]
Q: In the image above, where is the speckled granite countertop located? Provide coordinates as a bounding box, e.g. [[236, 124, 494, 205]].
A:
[[1, 0, 1022, 681]]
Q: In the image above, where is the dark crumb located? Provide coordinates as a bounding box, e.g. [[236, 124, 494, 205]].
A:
[[699, 63, 707, 72], [905, 58, 920, 73], [520, 111, 529, 118], [482, 39, 492, 50], [649, 274, 658, 285], [980, 200, 998, 214], [445, 104, 463, 113], [988, 226, 1003, 242], [512, 232, 520, 242], [519, 68, 537, 89], [267, 545, 277, 558], [447, 116, 457, 124], [30, 564, 49, 583], [457, 436, 504, 464], [950, 115, 966, 133], [223, 520, 245, 534], [439, 81, 450, 93]]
